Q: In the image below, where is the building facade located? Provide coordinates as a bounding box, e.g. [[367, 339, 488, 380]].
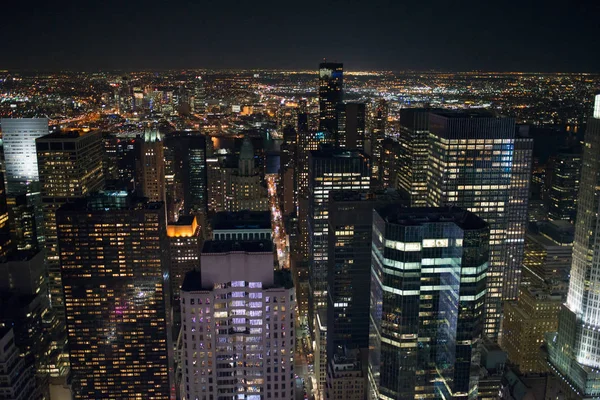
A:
[[426, 110, 532, 339], [180, 240, 296, 400], [308, 148, 370, 328], [36, 130, 105, 320], [547, 95, 600, 398], [368, 206, 489, 400], [56, 193, 173, 399], [167, 215, 202, 301], [502, 286, 561, 373], [1, 118, 49, 194]]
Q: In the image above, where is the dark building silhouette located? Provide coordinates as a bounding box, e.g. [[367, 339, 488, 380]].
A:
[[318, 62, 343, 136]]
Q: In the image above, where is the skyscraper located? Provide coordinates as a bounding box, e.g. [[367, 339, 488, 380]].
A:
[[56, 192, 173, 399], [307, 147, 370, 328], [426, 110, 532, 339], [547, 150, 581, 222], [225, 138, 269, 212], [0, 172, 12, 261], [327, 190, 407, 400], [368, 206, 489, 400], [370, 99, 387, 185], [397, 108, 432, 206], [167, 215, 202, 301], [502, 286, 561, 374], [1, 118, 49, 194], [36, 130, 104, 320], [318, 62, 343, 136], [163, 133, 208, 216], [137, 129, 166, 204], [337, 102, 366, 150], [0, 328, 44, 400], [180, 240, 296, 400], [548, 95, 600, 398]]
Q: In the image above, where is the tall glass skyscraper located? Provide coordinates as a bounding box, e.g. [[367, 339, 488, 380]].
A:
[[548, 95, 600, 398], [368, 206, 489, 400], [426, 110, 532, 339], [56, 192, 173, 399], [318, 62, 343, 136], [307, 148, 370, 328]]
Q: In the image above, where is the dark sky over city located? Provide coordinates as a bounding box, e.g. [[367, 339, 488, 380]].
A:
[[3, 0, 599, 72]]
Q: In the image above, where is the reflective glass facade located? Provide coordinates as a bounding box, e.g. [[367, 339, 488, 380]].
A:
[[426, 111, 532, 339], [368, 206, 489, 400]]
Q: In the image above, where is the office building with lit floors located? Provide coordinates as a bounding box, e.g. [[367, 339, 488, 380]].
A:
[[180, 240, 295, 400], [307, 148, 370, 330], [548, 95, 600, 398], [426, 110, 532, 339], [397, 108, 434, 206], [56, 192, 173, 399], [368, 206, 489, 400], [36, 130, 104, 322]]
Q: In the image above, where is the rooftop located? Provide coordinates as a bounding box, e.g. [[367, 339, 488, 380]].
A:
[[376, 205, 488, 231], [202, 240, 273, 254], [181, 269, 202, 292], [58, 191, 163, 213], [212, 210, 271, 231]]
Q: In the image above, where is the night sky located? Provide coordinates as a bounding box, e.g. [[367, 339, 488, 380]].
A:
[[3, 0, 599, 72]]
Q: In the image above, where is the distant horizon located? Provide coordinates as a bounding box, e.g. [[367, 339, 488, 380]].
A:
[[1, 68, 599, 75]]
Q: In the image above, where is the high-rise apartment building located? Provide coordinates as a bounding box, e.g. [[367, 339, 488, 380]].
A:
[[368, 206, 489, 400], [36, 130, 104, 319], [547, 95, 600, 398], [137, 129, 166, 204], [337, 102, 366, 150], [426, 110, 532, 339], [307, 148, 370, 328], [167, 215, 202, 301], [502, 286, 561, 373], [56, 192, 173, 399], [1, 118, 49, 194], [180, 240, 295, 400], [318, 62, 343, 136]]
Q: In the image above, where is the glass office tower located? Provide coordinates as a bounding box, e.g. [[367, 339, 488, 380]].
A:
[[426, 110, 532, 339], [368, 206, 489, 400]]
